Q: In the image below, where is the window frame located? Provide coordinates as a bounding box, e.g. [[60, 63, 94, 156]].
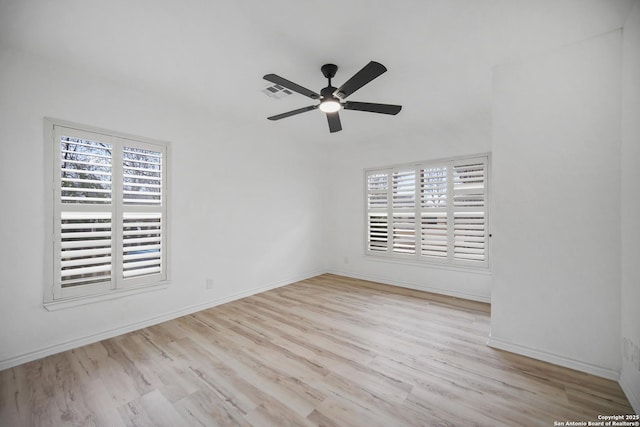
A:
[[364, 154, 490, 270], [43, 118, 170, 310]]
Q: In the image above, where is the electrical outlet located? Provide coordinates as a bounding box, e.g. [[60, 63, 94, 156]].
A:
[[206, 278, 214, 290], [622, 337, 640, 372]]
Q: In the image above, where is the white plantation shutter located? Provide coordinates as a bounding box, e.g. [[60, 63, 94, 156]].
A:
[[55, 130, 114, 299], [366, 172, 389, 252], [366, 155, 488, 268], [121, 143, 165, 285], [60, 212, 112, 289], [452, 159, 487, 263], [367, 213, 388, 252], [48, 121, 168, 303], [392, 212, 416, 254], [391, 170, 416, 254], [60, 137, 112, 204], [123, 146, 162, 205], [420, 166, 448, 259], [391, 170, 415, 209], [122, 212, 162, 279]]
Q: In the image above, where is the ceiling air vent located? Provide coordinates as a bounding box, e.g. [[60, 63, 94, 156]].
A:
[[262, 84, 294, 99]]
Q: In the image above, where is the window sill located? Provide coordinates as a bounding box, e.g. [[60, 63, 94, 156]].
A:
[[364, 253, 492, 275], [44, 281, 170, 311]]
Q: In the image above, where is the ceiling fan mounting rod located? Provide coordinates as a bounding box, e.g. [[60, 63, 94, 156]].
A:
[[321, 63, 338, 87]]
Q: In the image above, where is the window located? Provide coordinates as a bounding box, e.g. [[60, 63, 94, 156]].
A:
[[365, 155, 489, 268], [44, 119, 169, 306]]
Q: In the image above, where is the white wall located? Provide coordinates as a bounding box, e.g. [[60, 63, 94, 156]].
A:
[[620, 1, 640, 413], [322, 113, 493, 302], [490, 31, 623, 379], [1, 11, 637, 414], [0, 47, 325, 369]]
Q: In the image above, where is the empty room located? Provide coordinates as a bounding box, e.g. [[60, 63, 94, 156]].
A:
[[1, 0, 639, 425]]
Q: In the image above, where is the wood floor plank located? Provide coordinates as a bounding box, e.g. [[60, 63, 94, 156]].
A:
[[0, 274, 635, 426], [173, 389, 251, 427]]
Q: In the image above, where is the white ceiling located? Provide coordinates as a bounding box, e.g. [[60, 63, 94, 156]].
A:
[[0, 0, 635, 143]]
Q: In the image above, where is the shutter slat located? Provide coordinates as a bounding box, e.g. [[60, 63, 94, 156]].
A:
[[123, 258, 161, 270], [61, 158, 111, 169], [61, 256, 112, 268], [60, 247, 112, 258], [123, 266, 161, 278], [123, 236, 161, 246], [61, 239, 111, 250], [61, 274, 111, 288], [123, 148, 162, 159], [61, 222, 111, 230], [123, 182, 162, 189], [61, 264, 111, 277], [61, 230, 112, 239]]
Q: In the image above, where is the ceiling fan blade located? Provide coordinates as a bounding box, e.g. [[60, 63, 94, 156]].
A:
[[326, 112, 342, 133], [343, 101, 402, 115], [334, 61, 387, 99], [267, 105, 318, 120], [263, 74, 320, 99]]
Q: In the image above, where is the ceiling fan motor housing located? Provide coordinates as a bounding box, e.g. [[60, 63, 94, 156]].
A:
[[321, 63, 338, 79], [321, 86, 338, 100]]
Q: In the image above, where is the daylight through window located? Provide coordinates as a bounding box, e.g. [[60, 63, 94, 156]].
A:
[[45, 120, 168, 304], [365, 155, 489, 268]]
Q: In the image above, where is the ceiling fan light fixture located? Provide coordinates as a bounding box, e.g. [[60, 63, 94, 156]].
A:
[[264, 61, 402, 132], [319, 98, 341, 113]]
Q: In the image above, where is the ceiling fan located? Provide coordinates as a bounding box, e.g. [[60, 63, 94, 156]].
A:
[[263, 61, 402, 133]]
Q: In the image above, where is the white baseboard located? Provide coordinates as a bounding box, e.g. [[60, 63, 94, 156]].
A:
[[0, 270, 324, 371], [326, 269, 491, 303], [619, 369, 640, 414], [487, 335, 620, 381]]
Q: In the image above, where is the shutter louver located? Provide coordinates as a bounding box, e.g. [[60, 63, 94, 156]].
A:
[[420, 166, 448, 258], [367, 172, 388, 209], [59, 134, 113, 290], [367, 172, 389, 252], [365, 155, 488, 267], [391, 170, 416, 254], [60, 212, 112, 287], [122, 145, 164, 281], [60, 137, 112, 204], [123, 147, 162, 205], [392, 212, 416, 254], [453, 160, 486, 262], [392, 170, 415, 208], [453, 212, 486, 261], [367, 213, 388, 252], [122, 212, 162, 278], [421, 212, 447, 258], [420, 167, 447, 208], [51, 122, 168, 303]]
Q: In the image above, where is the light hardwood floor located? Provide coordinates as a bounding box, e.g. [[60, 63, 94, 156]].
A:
[[0, 274, 634, 426]]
